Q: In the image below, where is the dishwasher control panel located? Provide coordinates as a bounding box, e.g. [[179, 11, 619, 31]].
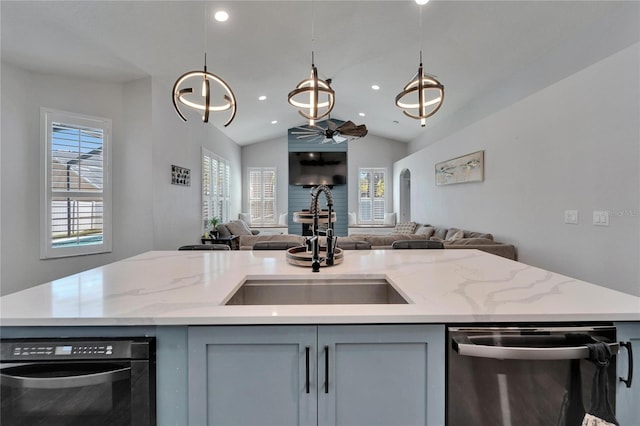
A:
[[9, 343, 114, 357], [0, 338, 147, 361]]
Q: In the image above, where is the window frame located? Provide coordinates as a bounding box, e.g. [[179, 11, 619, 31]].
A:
[[202, 147, 231, 230], [247, 167, 277, 226], [357, 167, 387, 225], [40, 108, 112, 259]]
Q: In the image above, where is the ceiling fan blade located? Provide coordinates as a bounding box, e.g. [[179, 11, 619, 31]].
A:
[[333, 135, 348, 144], [338, 122, 368, 137], [337, 121, 356, 132]]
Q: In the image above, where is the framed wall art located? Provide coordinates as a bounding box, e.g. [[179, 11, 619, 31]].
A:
[[171, 164, 191, 186], [435, 150, 484, 186]]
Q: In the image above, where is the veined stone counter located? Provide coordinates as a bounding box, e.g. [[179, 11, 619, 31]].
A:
[[1, 250, 639, 326]]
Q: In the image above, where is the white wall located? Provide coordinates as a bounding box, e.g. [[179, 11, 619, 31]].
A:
[[347, 134, 407, 216], [150, 75, 242, 249], [0, 63, 243, 295], [241, 135, 289, 219], [394, 44, 640, 296], [0, 63, 154, 295]]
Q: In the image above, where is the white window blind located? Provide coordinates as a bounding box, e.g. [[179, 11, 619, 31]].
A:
[[358, 168, 386, 224], [40, 108, 112, 258], [248, 167, 276, 225], [202, 147, 231, 229]]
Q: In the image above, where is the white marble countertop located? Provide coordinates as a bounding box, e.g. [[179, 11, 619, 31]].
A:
[[1, 250, 638, 326]]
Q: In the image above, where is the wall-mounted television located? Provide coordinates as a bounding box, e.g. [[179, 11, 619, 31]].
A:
[[289, 151, 347, 186]]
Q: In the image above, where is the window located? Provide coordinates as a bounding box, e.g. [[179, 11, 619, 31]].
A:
[[248, 167, 276, 225], [358, 168, 386, 224], [202, 147, 231, 229], [40, 108, 112, 258]]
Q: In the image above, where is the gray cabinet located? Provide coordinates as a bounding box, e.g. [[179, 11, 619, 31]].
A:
[[317, 324, 445, 426], [616, 322, 639, 425], [188, 324, 445, 426]]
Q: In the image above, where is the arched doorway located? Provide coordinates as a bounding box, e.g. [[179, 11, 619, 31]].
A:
[[399, 169, 411, 223]]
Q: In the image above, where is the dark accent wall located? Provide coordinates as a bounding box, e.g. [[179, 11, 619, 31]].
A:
[[288, 124, 348, 236]]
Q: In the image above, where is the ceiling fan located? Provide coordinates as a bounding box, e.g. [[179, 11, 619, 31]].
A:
[[291, 119, 368, 144]]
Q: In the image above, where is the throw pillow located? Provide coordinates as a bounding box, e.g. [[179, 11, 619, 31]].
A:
[[446, 229, 464, 241], [384, 212, 397, 225], [394, 221, 418, 234], [226, 220, 253, 236], [238, 212, 251, 224], [216, 223, 231, 238], [415, 226, 435, 239]]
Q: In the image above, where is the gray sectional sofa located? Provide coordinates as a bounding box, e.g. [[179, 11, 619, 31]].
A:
[[237, 222, 517, 260]]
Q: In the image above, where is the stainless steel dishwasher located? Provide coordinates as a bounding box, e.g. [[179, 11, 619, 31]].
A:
[[447, 325, 619, 426]]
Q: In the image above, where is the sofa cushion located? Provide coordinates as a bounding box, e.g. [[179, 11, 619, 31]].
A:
[[414, 225, 434, 238], [238, 212, 251, 224], [446, 229, 464, 241], [216, 223, 231, 238], [225, 220, 253, 236], [463, 230, 493, 240], [394, 221, 417, 234], [240, 234, 305, 249], [363, 233, 428, 247], [445, 238, 497, 246], [384, 212, 396, 225], [432, 227, 448, 240]]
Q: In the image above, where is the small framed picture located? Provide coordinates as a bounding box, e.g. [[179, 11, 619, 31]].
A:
[[171, 164, 191, 186]]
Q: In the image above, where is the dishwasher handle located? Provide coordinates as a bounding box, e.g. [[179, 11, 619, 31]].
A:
[[452, 334, 619, 360], [0, 363, 131, 389]]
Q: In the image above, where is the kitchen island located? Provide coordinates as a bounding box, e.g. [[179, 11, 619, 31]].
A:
[[1, 250, 639, 425]]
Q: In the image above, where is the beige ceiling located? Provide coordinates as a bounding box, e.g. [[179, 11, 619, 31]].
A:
[[2, 1, 637, 146]]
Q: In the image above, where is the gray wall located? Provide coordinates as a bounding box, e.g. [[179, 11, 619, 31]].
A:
[[394, 43, 640, 296], [241, 129, 407, 231], [0, 64, 243, 295], [150, 74, 242, 249], [241, 135, 289, 221], [0, 63, 154, 295]]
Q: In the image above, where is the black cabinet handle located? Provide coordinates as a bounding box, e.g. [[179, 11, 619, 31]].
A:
[[619, 341, 633, 388], [305, 346, 310, 394], [324, 345, 329, 394]]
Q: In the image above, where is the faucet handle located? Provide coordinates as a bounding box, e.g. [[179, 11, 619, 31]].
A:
[[305, 236, 316, 253]]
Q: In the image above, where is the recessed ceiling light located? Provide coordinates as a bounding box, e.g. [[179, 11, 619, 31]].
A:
[[415, 0, 429, 5], [214, 11, 229, 22], [271, 120, 278, 124], [371, 85, 380, 91], [359, 112, 366, 117], [258, 95, 267, 101]]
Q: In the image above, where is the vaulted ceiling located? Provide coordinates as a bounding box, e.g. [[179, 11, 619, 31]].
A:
[[2, 1, 636, 146]]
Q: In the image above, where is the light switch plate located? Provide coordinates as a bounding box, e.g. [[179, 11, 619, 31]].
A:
[[593, 210, 610, 226], [564, 210, 578, 224]]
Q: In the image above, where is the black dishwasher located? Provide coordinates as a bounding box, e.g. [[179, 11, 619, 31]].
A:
[[0, 337, 155, 426]]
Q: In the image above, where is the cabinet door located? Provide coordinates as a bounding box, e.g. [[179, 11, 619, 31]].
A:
[[616, 322, 639, 426], [317, 324, 445, 426], [188, 325, 317, 426]]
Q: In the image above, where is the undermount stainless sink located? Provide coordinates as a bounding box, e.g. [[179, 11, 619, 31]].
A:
[[225, 276, 409, 305]]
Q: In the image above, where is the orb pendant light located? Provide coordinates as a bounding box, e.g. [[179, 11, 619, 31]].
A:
[[172, 54, 237, 126], [395, 52, 444, 127], [287, 52, 335, 126]]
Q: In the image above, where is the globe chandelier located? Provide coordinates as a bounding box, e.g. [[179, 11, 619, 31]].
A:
[[395, 51, 444, 127], [171, 4, 236, 126], [287, 52, 335, 126], [395, 2, 444, 127]]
